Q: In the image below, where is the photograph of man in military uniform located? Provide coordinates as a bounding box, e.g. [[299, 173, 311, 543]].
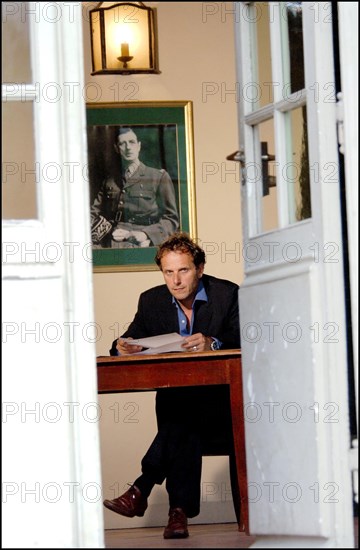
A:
[[89, 125, 180, 249]]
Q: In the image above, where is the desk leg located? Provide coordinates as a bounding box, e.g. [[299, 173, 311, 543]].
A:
[[228, 361, 249, 534]]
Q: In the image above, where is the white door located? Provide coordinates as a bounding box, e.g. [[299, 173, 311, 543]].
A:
[[234, 2, 355, 546], [2, 2, 104, 547]]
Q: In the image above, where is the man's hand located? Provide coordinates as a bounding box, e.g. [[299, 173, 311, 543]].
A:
[[181, 333, 213, 352], [112, 229, 150, 247], [128, 231, 150, 247], [112, 228, 131, 242], [116, 337, 143, 355]]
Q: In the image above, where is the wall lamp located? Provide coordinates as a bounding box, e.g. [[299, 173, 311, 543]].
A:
[[90, 1, 160, 75]]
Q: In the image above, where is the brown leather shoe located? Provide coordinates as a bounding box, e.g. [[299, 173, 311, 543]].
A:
[[163, 508, 189, 539], [103, 485, 148, 518]]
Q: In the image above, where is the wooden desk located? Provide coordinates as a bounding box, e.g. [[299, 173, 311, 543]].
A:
[[97, 349, 248, 533]]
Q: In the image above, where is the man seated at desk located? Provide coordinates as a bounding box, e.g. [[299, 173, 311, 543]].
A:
[[104, 232, 241, 539]]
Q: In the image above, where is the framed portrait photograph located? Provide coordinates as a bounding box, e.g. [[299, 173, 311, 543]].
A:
[[86, 101, 197, 272]]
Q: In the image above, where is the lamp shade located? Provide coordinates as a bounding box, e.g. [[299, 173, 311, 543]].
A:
[[90, 1, 160, 75]]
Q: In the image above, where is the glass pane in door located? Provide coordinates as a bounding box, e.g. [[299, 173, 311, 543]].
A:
[[1, 1, 32, 82], [258, 117, 279, 232], [2, 101, 38, 219], [251, 2, 273, 108], [280, 2, 305, 94], [285, 105, 311, 223]]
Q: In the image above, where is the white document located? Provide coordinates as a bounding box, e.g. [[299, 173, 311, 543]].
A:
[[119, 332, 185, 355]]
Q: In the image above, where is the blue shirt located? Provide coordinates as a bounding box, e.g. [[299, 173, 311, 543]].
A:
[[173, 279, 222, 348]]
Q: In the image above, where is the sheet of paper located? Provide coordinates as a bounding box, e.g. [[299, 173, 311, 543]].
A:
[[118, 332, 185, 353], [137, 340, 186, 355]]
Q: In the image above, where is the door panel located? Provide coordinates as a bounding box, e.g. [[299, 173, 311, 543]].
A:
[[235, 2, 354, 543], [2, 3, 104, 546], [240, 267, 331, 536]]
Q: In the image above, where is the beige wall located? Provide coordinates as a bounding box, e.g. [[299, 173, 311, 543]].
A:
[[82, 1, 244, 528], [83, 1, 244, 356]]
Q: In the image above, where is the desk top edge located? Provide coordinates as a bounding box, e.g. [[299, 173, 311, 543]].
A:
[[97, 349, 241, 365]]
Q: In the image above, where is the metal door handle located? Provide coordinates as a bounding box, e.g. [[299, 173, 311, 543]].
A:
[[227, 145, 276, 194], [226, 150, 245, 164]]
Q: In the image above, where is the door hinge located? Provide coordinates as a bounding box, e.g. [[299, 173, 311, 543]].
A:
[[350, 440, 358, 506], [336, 91, 345, 155]]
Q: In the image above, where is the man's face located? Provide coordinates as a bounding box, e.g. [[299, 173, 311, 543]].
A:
[[117, 130, 141, 163], [160, 251, 204, 305]]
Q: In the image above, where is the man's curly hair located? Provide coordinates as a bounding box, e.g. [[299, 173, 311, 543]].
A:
[[155, 232, 206, 269]]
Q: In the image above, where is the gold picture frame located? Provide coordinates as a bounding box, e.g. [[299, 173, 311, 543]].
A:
[[87, 101, 197, 272]]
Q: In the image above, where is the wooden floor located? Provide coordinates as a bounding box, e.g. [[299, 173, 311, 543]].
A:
[[104, 518, 358, 548], [105, 523, 255, 548]]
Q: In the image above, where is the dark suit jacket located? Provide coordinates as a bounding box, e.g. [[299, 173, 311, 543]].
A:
[[110, 274, 240, 452], [110, 274, 240, 355], [91, 162, 179, 246]]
